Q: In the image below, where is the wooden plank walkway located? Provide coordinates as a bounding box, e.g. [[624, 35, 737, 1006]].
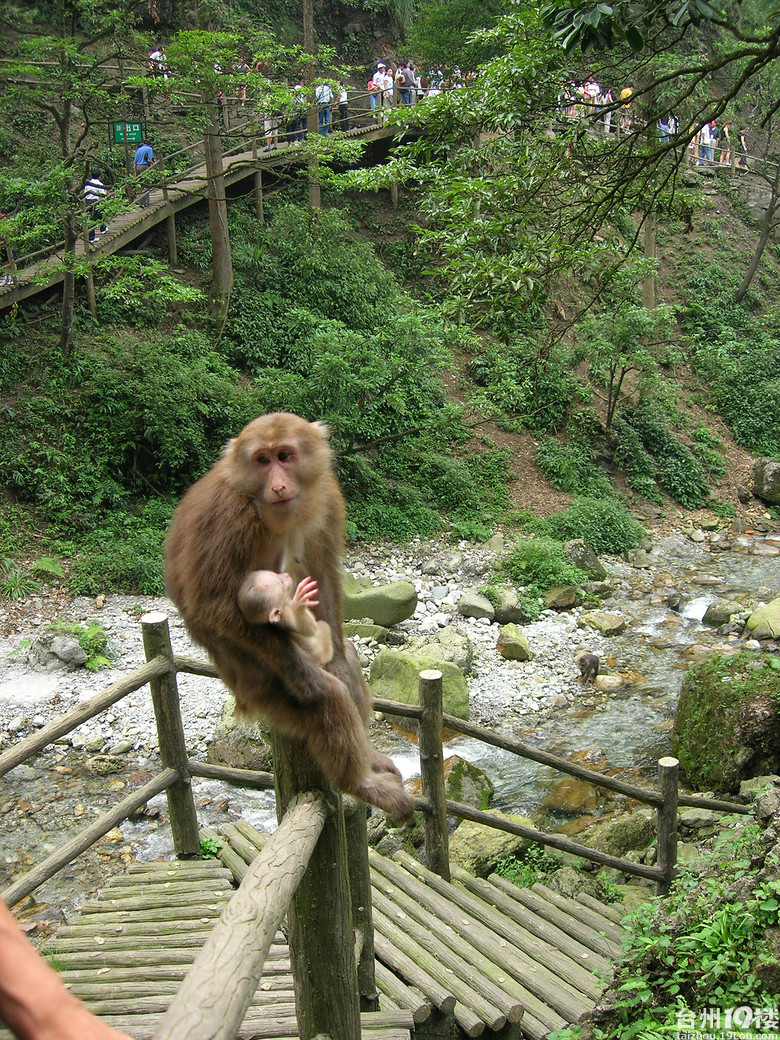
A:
[[0, 119, 395, 311], [2, 820, 626, 1040]]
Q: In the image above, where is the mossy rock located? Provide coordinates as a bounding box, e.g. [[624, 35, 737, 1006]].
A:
[[368, 648, 469, 718], [449, 809, 535, 876], [344, 579, 418, 627], [672, 653, 780, 792]]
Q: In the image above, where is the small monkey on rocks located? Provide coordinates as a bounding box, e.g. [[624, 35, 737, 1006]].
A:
[[574, 650, 600, 684]]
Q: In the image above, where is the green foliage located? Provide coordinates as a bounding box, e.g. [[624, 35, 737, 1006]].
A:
[[502, 534, 589, 600], [535, 437, 613, 498], [467, 335, 578, 432], [0, 558, 40, 600], [494, 845, 559, 889], [615, 399, 709, 509], [199, 836, 222, 859], [683, 264, 780, 458], [539, 497, 645, 555], [68, 502, 172, 595]]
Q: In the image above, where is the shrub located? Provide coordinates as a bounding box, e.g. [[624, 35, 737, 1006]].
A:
[[539, 497, 644, 555], [535, 437, 612, 498], [503, 535, 588, 591]]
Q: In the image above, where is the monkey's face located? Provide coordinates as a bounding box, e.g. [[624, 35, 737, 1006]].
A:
[[225, 413, 333, 531]]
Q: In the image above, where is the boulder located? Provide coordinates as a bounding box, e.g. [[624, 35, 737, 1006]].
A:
[[496, 624, 532, 662], [343, 622, 389, 643], [207, 697, 273, 772], [344, 579, 417, 627], [408, 627, 473, 673], [542, 776, 600, 813], [673, 654, 780, 791], [579, 811, 654, 858], [593, 674, 625, 692], [702, 598, 744, 627], [544, 585, 579, 610], [578, 610, 628, 636], [745, 598, 780, 640], [368, 648, 469, 718], [27, 632, 87, 672], [492, 587, 526, 625], [564, 539, 608, 579], [443, 755, 494, 809], [449, 809, 535, 876], [457, 588, 495, 621], [753, 458, 780, 504], [545, 865, 605, 900]]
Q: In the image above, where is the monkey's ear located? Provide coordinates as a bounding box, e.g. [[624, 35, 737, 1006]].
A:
[[220, 436, 237, 459], [312, 421, 331, 441], [268, 607, 282, 624]]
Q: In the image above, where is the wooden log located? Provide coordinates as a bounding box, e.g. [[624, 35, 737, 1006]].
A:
[[272, 731, 361, 1040], [188, 760, 275, 791], [154, 790, 327, 1040], [656, 756, 679, 895], [166, 213, 177, 265], [391, 850, 593, 1019], [501, 884, 621, 959], [0, 657, 168, 776], [577, 891, 627, 926], [445, 799, 662, 882], [370, 871, 536, 1021], [374, 961, 431, 1024], [458, 870, 612, 975], [141, 613, 200, 858], [200, 825, 249, 882], [532, 883, 625, 943], [418, 670, 450, 880], [373, 932, 456, 1014], [371, 852, 579, 1031], [372, 888, 519, 1026], [2, 768, 177, 908]]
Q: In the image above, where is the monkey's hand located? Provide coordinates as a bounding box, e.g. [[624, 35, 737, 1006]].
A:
[[293, 576, 320, 608]]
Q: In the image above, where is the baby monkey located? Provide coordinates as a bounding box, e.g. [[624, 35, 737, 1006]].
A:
[[575, 650, 600, 684], [238, 571, 333, 666]]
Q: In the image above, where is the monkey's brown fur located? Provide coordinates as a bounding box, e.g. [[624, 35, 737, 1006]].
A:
[[576, 652, 600, 684], [165, 413, 414, 824]]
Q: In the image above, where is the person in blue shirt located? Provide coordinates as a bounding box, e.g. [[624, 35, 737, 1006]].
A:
[[133, 141, 154, 208]]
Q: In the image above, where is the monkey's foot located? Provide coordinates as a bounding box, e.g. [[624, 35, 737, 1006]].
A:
[[370, 750, 402, 781], [357, 774, 415, 827]]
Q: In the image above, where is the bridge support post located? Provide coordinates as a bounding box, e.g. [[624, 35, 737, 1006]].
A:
[[656, 756, 679, 896], [273, 731, 361, 1040], [345, 802, 379, 1010], [81, 218, 97, 318], [419, 669, 450, 880], [166, 213, 178, 266], [254, 169, 264, 222], [389, 178, 399, 208], [141, 612, 201, 858]]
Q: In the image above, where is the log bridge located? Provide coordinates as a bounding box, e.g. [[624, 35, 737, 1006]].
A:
[[0, 614, 748, 1039]]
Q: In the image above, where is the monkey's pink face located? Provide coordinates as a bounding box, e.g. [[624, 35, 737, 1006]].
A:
[[252, 445, 300, 509]]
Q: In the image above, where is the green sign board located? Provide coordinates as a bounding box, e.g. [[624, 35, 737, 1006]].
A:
[[113, 121, 143, 144]]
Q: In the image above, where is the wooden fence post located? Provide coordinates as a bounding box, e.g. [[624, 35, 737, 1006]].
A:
[[272, 731, 361, 1040], [166, 213, 178, 266], [419, 669, 450, 880], [656, 756, 679, 896], [254, 169, 264, 222], [345, 802, 379, 1010], [141, 612, 200, 858]]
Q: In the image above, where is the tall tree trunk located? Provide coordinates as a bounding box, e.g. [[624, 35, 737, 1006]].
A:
[[302, 0, 321, 211], [643, 211, 656, 310], [734, 179, 780, 302], [203, 98, 233, 319], [59, 209, 77, 353]]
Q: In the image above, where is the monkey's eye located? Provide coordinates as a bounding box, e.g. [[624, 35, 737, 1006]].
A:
[[254, 452, 271, 466], [277, 450, 294, 463]]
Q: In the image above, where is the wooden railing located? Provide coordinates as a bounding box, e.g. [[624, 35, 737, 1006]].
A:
[[0, 612, 752, 1037]]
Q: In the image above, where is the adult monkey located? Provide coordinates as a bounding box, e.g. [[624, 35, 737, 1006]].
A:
[[165, 412, 414, 825]]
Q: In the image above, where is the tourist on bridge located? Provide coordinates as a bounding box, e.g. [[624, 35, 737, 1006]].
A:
[[315, 81, 334, 135], [133, 140, 155, 208], [337, 82, 349, 131], [148, 46, 168, 80], [83, 170, 107, 242]]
